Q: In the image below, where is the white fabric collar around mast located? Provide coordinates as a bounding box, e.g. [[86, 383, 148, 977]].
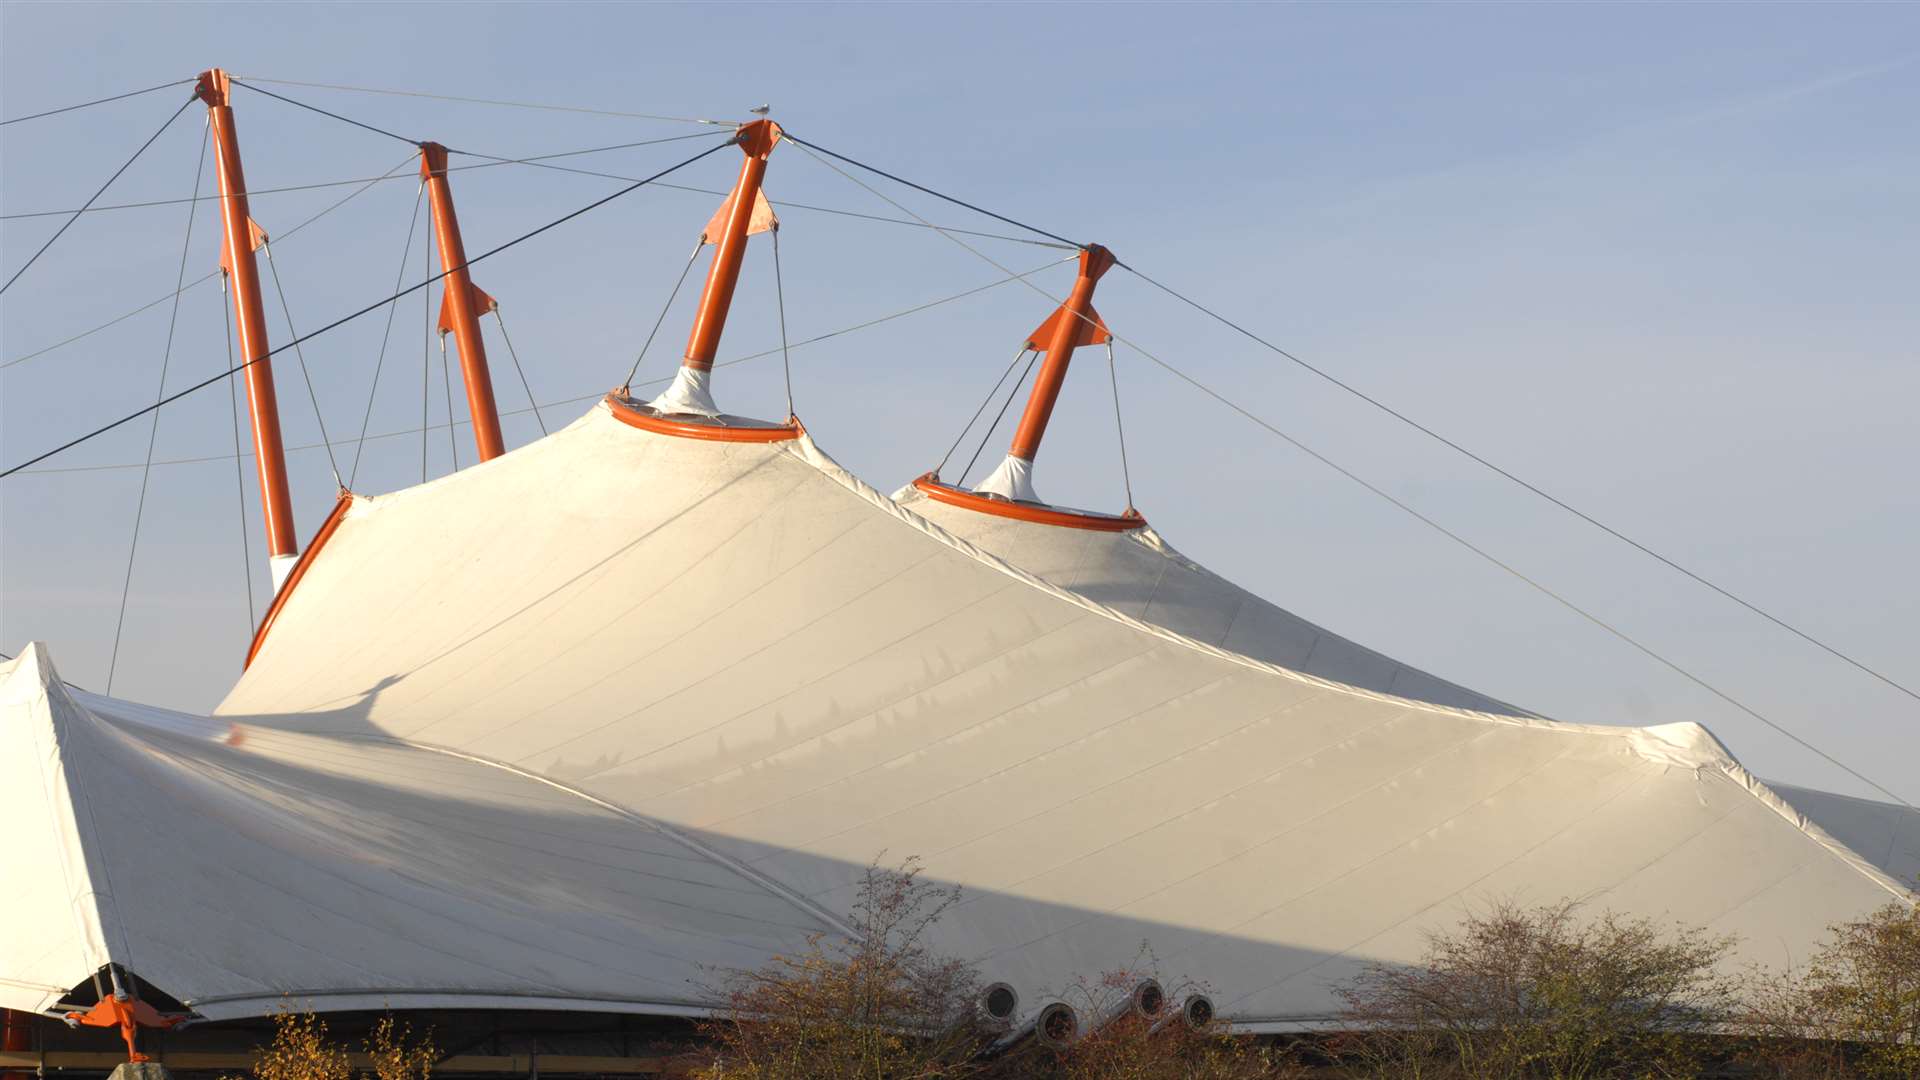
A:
[[648, 366, 722, 417], [974, 453, 1039, 503], [268, 553, 298, 594]]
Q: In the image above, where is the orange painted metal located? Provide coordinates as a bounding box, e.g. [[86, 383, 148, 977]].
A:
[[1, 1008, 30, 1080], [420, 141, 506, 462], [913, 474, 1145, 532], [680, 120, 781, 373], [1023, 302, 1110, 355], [605, 393, 802, 443], [65, 994, 185, 1064], [1007, 244, 1117, 464], [244, 490, 355, 669], [197, 68, 298, 559]]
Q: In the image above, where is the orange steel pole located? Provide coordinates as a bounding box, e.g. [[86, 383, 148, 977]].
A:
[[420, 142, 505, 462], [1007, 244, 1116, 463], [679, 120, 780, 373], [197, 69, 298, 574]]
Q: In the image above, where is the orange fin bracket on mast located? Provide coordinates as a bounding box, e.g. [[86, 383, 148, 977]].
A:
[[1024, 303, 1111, 352], [437, 282, 497, 336], [217, 218, 269, 274], [701, 187, 779, 244], [64, 993, 188, 1064]]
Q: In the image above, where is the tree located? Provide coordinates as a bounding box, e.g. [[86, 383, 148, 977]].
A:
[[698, 858, 993, 1079], [362, 1017, 436, 1080], [238, 1012, 352, 1080], [1332, 899, 1737, 1080], [697, 862, 1300, 1080], [1743, 897, 1920, 1079], [225, 1010, 434, 1080]]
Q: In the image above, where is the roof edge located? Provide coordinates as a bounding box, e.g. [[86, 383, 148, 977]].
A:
[[184, 989, 717, 1023]]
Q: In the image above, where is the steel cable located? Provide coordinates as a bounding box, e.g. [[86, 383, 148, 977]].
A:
[[772, 227, 795, 419], [1121, 261, 1920, 708], [263, 242, 345, 488], [451, 145, 1071, 250], [1106, 341, 1135, 511], [17, 257, 1071, 477], [1, 133, 730, 221], [4, 152, 419, 371], [0, 138, 737, 478], [0, 78, 194, 126], [961, 352, 1039, 488], [491, 308, 547, 436], [439, 337, 458, 472], [106, 118, 210, 693], [233, 75, 732, 127], [422, 198, 434, 484], [937, 347, 1031, 481], [1, 95, 195, 296], [349, 180, 428, 489], [231, 79, 421, 148], [621, 241, 703, 392], [220, 275, 257, 628], [781, 132, 1077, 248]]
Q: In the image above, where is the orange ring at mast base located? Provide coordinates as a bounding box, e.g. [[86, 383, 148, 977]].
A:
[[911, 474, 1146, 532], [604, 393, 803, 443]]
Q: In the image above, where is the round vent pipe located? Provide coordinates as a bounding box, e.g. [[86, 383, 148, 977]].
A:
[[978, 982, 1018, 1026], [1035, 1001, 1079, 1050], [1128, 978, 1165, 1020]]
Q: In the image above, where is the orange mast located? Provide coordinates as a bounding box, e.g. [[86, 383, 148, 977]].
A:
[[971, 244, 1115, 505], [196, 68, 299, 590], [420, 141, 505, 462], [649, 119, 780, 416]]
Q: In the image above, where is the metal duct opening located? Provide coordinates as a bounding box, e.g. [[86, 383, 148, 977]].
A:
[[1036, 1001, 1078, 1050], [1130, 978, 1165, 1020], [980, 982, 1018, 1023]]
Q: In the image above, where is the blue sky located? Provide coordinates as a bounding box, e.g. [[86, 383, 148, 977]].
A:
[[2, 2, 1916, 804]]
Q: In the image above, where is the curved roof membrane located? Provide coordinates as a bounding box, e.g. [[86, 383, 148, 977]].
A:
[[7, 400, 1913, 1031], [896, 485, 1532, 717], [0, 643, 833, 1021]]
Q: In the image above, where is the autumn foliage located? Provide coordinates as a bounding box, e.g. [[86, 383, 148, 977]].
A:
[[1741, 898, 1920, 1079], [222, 873, 1917, 1080], [224, 1009, 435, 1080], [694, 860, 1294, 1080], [1331, 899, 1737, 1079]]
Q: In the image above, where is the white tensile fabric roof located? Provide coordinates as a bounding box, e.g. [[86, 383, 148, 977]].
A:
[[0, 643, 836, 1021], [895, 485, 1532, 718], [6, 399, 1915, 1030]]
